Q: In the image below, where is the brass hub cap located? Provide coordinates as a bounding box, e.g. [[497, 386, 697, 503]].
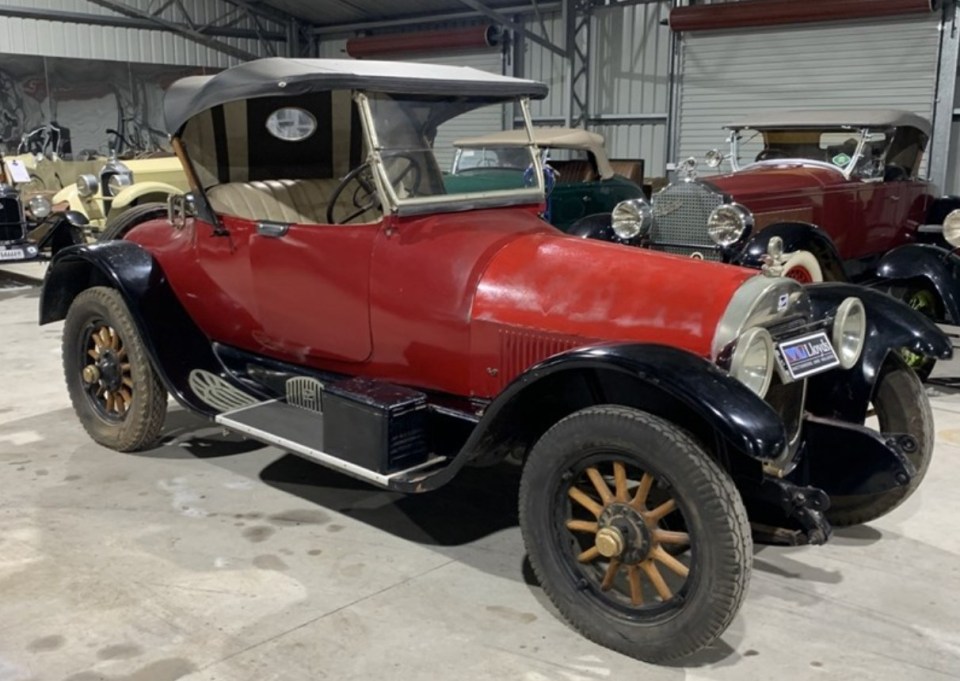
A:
[[83, 325, 133, 418], [565, 461, 691, 606]]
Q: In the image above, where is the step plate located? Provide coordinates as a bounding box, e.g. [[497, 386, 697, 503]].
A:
[[216, 400, 443, 488]]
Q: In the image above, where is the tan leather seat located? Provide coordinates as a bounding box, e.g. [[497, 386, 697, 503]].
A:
[[207, 178, 377, 224], [550, 160, 597, 184]]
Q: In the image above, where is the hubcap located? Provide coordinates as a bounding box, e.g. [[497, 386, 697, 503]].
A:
[[565, 460, 692, 607]]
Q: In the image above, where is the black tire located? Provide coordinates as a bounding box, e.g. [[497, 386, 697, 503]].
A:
[[99, 201, 167, 242], [519, 405, 751, 663], [63, 286, 167, 451], [827, 364, 933, 527]]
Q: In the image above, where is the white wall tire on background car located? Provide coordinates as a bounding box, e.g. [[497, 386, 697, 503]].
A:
[[781, 250, 823, 284], [519, 405, 751, 663], [62, 286, 167, 452]]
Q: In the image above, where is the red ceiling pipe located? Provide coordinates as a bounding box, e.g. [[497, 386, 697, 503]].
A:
[[669, 0, 937, 32], [346, 25, 502, 58]]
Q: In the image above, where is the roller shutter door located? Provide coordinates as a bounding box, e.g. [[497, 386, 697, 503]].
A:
[[414, 51, 505, 169], [677, 17, 941, 175]]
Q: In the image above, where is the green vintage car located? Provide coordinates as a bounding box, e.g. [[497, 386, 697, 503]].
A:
[[450, 127, 645, 231]]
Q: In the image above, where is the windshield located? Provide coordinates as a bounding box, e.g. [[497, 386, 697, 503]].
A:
[[363, 93, 543, 212], [735, 127, 892, 178]]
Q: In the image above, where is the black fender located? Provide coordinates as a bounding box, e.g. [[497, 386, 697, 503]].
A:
[[39, 240, 253, 416], [804, 282, 951, 423], [737, 221, 847, 281], [926, 195, 960, 225], [399, 343, 789, 493], [26, 210, 88, 256], [876, 243, 960, 323], [566, 212, 640, 246]]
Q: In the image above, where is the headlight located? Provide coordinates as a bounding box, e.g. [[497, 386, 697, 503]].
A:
[[832, 297, 866, 369], [27, 194, 52, 218], [76, 174, 99, 198], [943, 209, 960, 248], [106, 172, 133, 196], [705, 149, 724, 168], [611, 198, 653, 240], [730, 327, 775, 397], [707, 203, 753, 247]]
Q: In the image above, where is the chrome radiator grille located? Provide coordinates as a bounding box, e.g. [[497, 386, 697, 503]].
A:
[[650, 181, 724, 260], [0, 197, 24, 243]]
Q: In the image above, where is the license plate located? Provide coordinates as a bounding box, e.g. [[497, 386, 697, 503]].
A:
[[0, 248, 24, 261], [778, 331, 840, 380]]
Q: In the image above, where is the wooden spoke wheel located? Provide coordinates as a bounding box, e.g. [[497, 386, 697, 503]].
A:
[[565, 460, 692, 609], [81, 324, 133, 421], [63, 287, 167, 452], [519, 405, 751, 663]]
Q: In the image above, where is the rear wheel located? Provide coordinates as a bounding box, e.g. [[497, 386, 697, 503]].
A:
[[99, 202, 167, 241], [826, 364, 933, 526], [63, 286, 167, 451], [519, 405, 751, 663]]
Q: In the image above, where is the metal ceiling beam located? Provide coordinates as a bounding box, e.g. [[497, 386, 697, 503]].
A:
[[456, 0, 566, 56], [0, 3, 285, 40], [308, 2, 561, 35], [86, 0, 262, 60]]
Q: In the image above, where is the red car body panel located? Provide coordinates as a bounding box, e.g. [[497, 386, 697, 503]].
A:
[[127, 206, 752, 399], [709, 166, 931, 262]]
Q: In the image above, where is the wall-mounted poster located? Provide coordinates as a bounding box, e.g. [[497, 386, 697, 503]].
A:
[[0, 54, 216, 159]]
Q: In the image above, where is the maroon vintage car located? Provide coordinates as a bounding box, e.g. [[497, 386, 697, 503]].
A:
[[575, 110, 960, 376], [38, 62, 947, 662]]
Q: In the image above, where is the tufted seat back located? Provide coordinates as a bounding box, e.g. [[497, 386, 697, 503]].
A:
[[206, 178, 378, 224]]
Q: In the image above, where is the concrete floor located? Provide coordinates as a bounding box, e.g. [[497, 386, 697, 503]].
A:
[[1, 264, 959, 681]]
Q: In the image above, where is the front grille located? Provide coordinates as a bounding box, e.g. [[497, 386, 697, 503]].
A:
[[0, 197, 25, 243], [650, 181, 724, 260]]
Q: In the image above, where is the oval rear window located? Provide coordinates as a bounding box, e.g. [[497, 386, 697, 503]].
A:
[[265, 107, 317, 142]]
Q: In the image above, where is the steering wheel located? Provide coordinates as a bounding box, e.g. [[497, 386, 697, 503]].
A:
[[755, 148, 789, 162], [327, 152, 423, 225], [327, 162, 379, 224]]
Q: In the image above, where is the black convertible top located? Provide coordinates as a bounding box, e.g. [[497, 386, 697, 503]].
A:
[[164, 57, 549, 134]]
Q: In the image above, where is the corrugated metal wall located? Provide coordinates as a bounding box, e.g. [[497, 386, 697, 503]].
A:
[[676, 17, 940, 176], [0, 0, 284, 66], [518, 2, 671, 178]]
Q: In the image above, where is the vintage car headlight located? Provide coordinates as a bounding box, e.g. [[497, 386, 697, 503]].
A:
[[26, 194, 52, 218], [106, 172, 133, 196], [730, 327, 775, 397], [943, 209, 960, 248], [705, 149, 724, 168], [76, 174, 99, 198], [707, 203, 754, 247], [611, 198, 653, 240], [832, 297, 866, 369]]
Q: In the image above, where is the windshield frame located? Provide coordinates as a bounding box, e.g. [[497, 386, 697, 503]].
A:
[[355, 92, 544, 217], [728, 126, 871, 180]]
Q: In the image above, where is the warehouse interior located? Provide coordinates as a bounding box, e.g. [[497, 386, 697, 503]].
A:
[[1, 1, 960, 679]]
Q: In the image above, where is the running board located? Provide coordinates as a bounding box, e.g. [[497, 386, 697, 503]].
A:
[[216, 399, 445, 488]]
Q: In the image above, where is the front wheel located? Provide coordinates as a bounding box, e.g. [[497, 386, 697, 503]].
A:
[[519, 405, 751, 663], [63, 286, 167, 451], [826, 364, 934, 526]]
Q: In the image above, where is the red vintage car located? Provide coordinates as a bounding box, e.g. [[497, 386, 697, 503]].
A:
[[39, 60, 947, 662], [574, 110, 960, 376]]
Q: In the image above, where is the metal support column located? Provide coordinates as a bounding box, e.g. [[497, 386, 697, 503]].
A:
[[931, 0, 959, 191], [565, 0, 591, 128]]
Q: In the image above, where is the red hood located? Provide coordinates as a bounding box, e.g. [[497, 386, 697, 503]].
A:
[[709, 166, 850, 204], [472, 231, 755, 358]]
